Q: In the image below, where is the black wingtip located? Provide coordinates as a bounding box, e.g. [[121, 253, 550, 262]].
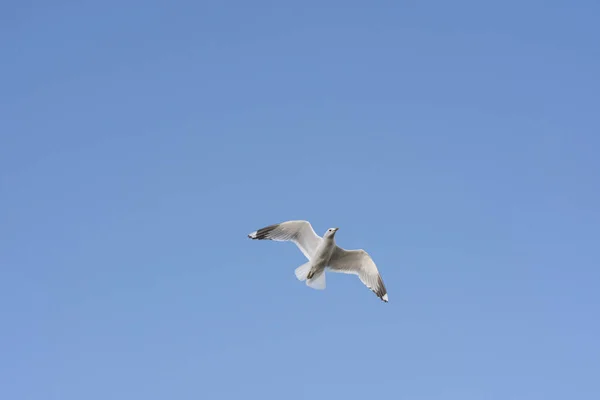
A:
[[249, 224, 278, 240]]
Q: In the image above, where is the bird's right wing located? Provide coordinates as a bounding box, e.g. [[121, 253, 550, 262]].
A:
[[328, 246, 388, 302], [248, 220, 322, 260]]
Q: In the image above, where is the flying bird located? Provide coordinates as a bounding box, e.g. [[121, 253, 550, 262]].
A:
[[248, 220, 388, 302]]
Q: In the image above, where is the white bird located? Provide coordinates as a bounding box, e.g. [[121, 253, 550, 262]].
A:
[[248, 220, 388, 302]]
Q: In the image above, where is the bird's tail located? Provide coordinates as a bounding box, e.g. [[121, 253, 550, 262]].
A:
[[295, 262, 326, 290], [294, 262, 312, 281], [307, 271, 326, 290]]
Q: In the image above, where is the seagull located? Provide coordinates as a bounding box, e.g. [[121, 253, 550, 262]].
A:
[[248, 220, 388, 302]]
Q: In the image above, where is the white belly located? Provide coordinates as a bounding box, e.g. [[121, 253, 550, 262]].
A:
[[311, 240, 335, 270]]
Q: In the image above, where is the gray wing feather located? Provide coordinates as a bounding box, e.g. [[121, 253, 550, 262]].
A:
[[328, 246, 388, 302], [248, 220, 322, 260]]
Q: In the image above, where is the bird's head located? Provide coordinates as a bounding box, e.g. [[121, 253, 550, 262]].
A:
[[324, 227, 339, 239]]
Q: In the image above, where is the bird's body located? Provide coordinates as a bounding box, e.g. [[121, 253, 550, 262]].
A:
[[305, 232, 336, 279], [248, 220, 389, 302]]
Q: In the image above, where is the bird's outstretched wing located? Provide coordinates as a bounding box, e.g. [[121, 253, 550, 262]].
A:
[[248, 220, 322, 260], [328, 247, 388, 302]]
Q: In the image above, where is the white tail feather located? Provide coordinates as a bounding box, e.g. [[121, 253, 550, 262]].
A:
[[295, 262, 312, 281], [306, 271, 326, 290]]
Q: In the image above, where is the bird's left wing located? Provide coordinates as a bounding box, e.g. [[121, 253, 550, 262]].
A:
[[248, 220, 322, 260], [328, 246, 388, 302]]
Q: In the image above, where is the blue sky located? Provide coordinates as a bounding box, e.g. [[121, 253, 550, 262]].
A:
[[1, 1, 599, 399]]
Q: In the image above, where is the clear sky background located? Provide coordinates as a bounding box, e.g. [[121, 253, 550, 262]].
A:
[[1, 1, 599, 399]]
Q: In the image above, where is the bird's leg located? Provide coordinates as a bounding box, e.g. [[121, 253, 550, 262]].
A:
[[307, 270, 315, 279]]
